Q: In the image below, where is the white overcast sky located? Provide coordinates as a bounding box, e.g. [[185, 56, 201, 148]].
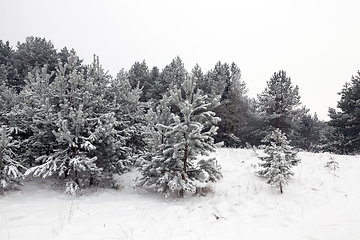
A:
[[1, 0, 360, 120]]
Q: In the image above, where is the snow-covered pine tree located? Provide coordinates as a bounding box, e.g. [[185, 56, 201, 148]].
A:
[[0, 126, 25, 191], [170, 77, 222, 197], [85, 56, 135, 176], [25, 56, 104, 194], [21, 65, 57, 166], [110, 68, 147, 159], [24, 55, 145, 194], [157, 56, 188, 98], [256, 129, 300, 193], [0, 82, 26, 191], [0, 79, 27, 136], [138, 76, 222, 197], [137, 96, 179, 196]]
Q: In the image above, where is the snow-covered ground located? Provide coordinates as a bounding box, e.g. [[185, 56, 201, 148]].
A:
[[1, 148, 360, 240]]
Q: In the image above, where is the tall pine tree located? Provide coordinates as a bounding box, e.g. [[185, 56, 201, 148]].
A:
[[257, 70, 307, 142], [328, 71, 360, 154]]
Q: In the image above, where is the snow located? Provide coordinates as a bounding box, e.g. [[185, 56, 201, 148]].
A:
[[1, 148, 360, 240]]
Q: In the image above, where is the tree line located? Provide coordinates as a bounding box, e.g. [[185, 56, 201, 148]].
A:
[[0, 36, 359, 195]]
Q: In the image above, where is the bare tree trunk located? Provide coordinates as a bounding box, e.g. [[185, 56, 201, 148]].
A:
[[0, 152, 3, 172], [89, 175, 94, 186], [74, 146, 79, 185], [183, 142, 188, 180], [74, 169, 79, 185]]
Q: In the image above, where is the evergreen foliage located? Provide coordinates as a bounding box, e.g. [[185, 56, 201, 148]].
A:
[[194, 61, 259, 147], [295, 113, 328, 151], [24, 57, 101, 193], [0, 82, 20, 125], [325, 156, 339, 171], [128, 60, 152, 102], [13, 36, 58, 89], [157, 56, 187, 98], [256, 129, 300, 193], [111, 68, 147, 158], [257, 70, 307, 142], [138, 77, 222, 198], [191, 64, 205, 89], [146, 66, 161, 100], [328, 71, 360, 154], [0, 40, 20, 89], [204, 61, 230, 99], [1, 35, 346, 196], [137, 96, 178, 196], [213, 63, 255, 147], [0, 126, 25, 190], [23, 55, 142, 194]]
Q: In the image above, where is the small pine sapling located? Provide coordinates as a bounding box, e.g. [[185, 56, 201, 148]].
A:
[[256, 129, 300, 193], [325, 156, 339, 181], [325, 156, 339, 171]]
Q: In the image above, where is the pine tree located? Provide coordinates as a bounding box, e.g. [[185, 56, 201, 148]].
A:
[[0, 78, 28, 167], [13, 36, 58, 90], [328, 71, 360, 154], [191, 64, 205, 92], [0, 83, 17, 124], [198, 61, 257, 147], [138, 77, 222, 198], [0, 40, 20, 89], [146, 66, 161, 100], [158, 56, 188, 96], [256, 129, 300, 193], [20, 65, 56, 166], [214, 62, 252, 147], [204, 61, 230, 99], [296, 113, 326, 151], [111, 68, 147, 157], [0, 126, 25, 190], [57, 47, 83, 69], [170, 77, 222, 196], [137, 96, 179, 196], [0, 75, 27, 191], [24, 55, 138, 194], [127, 60, 151, 101], [257, 70, 306, 141], [24, 56, 103, 194]]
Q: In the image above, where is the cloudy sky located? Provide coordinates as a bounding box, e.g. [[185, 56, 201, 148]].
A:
[[1, 0, 359, 120]]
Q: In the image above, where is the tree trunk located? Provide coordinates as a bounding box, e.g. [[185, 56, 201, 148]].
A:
[[279, 181, 283, 193], [183, 142, 188, 180], [74, 169, 79, 185], [276, 117, 281, 130], [0, 152, 3, 172], [74, 146, 79, 185], [89, 174, 94, 186]]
